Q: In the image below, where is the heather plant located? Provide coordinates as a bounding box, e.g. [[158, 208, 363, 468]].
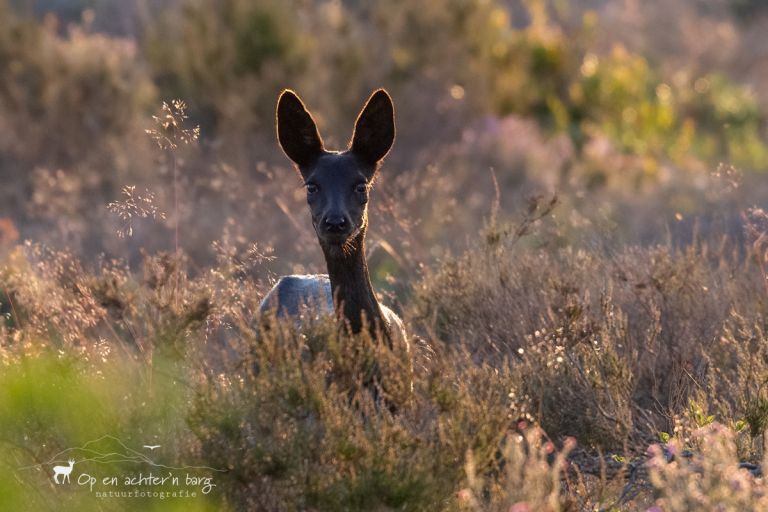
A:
[[413, 205, 768, 453], [460, 427, 576, 512], [646, 423, 768, 511], [2, 200, 768, 509]]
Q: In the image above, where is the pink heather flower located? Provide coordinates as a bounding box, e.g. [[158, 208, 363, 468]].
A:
[[509, 502, 530, 512], [646, 444, 663, 459], [730, 472, 749, 492], [457, 489, 472, 503], [665, 441, 679, 457]]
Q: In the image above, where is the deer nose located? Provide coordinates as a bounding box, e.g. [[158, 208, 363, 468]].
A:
[[323, 214, 348, 233]]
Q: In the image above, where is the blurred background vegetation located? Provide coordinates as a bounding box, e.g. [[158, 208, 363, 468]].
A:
[[0, 0, 766, 269], [2, 0, 768, 510]]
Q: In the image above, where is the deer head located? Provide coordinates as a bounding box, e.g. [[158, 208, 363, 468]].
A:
[[276, 89, 395, 258]]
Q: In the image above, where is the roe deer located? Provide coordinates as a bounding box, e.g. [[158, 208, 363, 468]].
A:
[[259, 89, 406, 345], [53, 459, 75, 484]]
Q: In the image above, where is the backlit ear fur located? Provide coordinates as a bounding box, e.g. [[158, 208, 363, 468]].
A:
[[350, 89, 395, 168], [276, 90, 324, 170]]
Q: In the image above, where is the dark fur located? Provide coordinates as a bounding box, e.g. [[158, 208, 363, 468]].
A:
[[265, 89, 402, 342]]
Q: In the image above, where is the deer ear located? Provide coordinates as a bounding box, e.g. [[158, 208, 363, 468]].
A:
[[350, 89, 395, 167], [276, 90, 324, 169]]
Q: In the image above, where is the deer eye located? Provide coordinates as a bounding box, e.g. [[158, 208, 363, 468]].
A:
[[306, 183, 319, 194], [354, 183, 368, 194]]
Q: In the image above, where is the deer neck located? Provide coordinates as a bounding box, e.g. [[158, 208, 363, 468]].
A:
[[321, 230, 387, 338]]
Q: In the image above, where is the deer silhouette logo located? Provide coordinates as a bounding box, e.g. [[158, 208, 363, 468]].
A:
[[52, 459, 75, 484]]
